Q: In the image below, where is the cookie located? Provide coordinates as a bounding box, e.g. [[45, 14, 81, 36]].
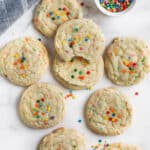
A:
[[105, 143, 140, 150], [55, 19, 105, 62], [38, 128, 87, 150], [104, 37, 150, 86], [19, 83, 65, 129], [85, 87, 133, 136], [0, 37, 49, 86], [53, 55, 104, 90], [33, 0, 83, 37]]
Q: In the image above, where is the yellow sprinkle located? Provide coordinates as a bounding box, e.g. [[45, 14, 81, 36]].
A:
[[87, 33, 91, 38], [62, 17, 68, 21], [14, 53, 19, 58], [74, 36, 77, 40], [74, 40, 77, 44], [62, 12, 66, 16], [112, 118, 116, 122], [47, 106, 51, 112], [72, 95, 76, 99], [89, 87, 94, 90], [62, 40, 66, 46], [21, 74, 27, 78], [123, 59, 129, 65], [79, 37, 83, 41], [54, 10, 59, 15], [24, 64, 28, 70], [44, 118, 48, 122], [114, 49, 119, 55], [103, 115, 108, 120]]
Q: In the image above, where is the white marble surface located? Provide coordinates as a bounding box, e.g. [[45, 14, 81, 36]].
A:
[[0, 0, 150, 149]]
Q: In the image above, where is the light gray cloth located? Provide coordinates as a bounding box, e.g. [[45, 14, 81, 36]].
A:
[[0, 0, 37, 35]]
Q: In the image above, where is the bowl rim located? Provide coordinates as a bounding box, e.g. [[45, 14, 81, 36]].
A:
[[94, 0, 136, 17]]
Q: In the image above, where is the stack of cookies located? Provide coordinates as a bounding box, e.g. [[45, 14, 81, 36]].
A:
[[53, 19, 105, 90], [0, 0, 150, 149]]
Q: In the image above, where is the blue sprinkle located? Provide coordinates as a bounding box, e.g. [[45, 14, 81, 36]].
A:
[[57, 16, 60, 19], [69, 89, 73, 93], [78, 119, 82, 123], [112, 113, 116, 117], [85, 38, 89, 42], [50, 11, 53, 15], [68, 37, 72, 42]]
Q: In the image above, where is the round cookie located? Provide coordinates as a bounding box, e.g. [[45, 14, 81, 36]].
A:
[[105, 37, 150, 86], [85, 87, 133, 136], [55, 19, 105, 62], [0, 37, 49, 86], [38, 128, 87, 150], [53, 55, 104, 90], [19, 83, 65, 129], [105, 143, 140, 150], [33, 0, 83, 37]]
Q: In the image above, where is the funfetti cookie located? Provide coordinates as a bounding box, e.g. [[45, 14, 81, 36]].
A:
[[19, 83, 65, 129], [54, 19, 105, 62], [33, 0, 83, 37], [0, 37, 49, 86], [105, 143, 140, 150], [85, 87, 133, 136], [105, 37, 150, 86], [53, 55, 104, 90], [38, 128, 87, 150]]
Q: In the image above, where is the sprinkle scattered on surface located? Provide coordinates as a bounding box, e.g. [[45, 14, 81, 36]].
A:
[[65, 90, 76, 100]]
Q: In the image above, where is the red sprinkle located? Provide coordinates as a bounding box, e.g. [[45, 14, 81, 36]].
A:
[[80, 47, 83, 51], [135, 92, 139, 96], [41, 98, 45, 102], [80, 2, 85, 6], [86, 71, 91, 75], [63, 7, 67, 11], [66, 12, 70, 16]]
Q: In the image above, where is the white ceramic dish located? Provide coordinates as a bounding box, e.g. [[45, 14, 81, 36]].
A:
[[95, 0, 136, 16]]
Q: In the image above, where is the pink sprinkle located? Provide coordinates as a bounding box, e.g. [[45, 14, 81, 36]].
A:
[[80, 47, 83, 51]]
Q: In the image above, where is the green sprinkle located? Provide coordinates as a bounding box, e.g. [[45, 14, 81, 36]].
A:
[[36, 100, 40, 103], [52, 17, 55, 20], [21, 56, 26, 63], [36, 115, 40, 119], [141, 57, 145, 63], [71, 75, 75, 78], [129, 67, 134, 70], [79, 71, 83, 75], [71, 58, 74, 62], [72, 145, 77, 148], [38, 38, 42, 41], [74, 27, 79, 32], [33, 108, 38, 112], [39, 103, 43, 108], [58, 8, 62, 11], [74, 68, 77, 72]]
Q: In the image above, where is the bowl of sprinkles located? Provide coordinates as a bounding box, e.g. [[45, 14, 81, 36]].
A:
[[95, 0, 136, 16]]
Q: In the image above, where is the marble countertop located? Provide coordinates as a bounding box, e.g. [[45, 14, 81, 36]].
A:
[[0, 0, 150, 149]]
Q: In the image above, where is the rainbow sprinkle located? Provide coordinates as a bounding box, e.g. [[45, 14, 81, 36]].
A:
[[99, 0, 134, 13], [65, 90, 76, 100], [91, 139, 109, 150]]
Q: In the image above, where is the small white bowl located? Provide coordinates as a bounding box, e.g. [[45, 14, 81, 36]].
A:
[[95, 0, 136, 17]]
